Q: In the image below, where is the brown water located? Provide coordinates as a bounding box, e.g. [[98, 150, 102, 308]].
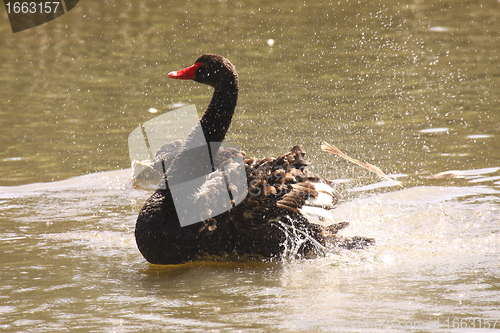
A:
[[1, 0, 499, 331]]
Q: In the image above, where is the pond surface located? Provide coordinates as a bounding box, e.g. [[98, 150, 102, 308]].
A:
[[1, 0, 499, 331]]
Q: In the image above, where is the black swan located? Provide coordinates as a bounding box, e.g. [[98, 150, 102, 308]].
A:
[[135, 54, 373, 265]]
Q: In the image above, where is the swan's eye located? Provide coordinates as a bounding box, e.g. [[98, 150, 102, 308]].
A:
[[197, 65, 208, 75]]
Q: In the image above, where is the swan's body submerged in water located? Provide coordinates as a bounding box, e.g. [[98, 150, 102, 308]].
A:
[[135, 54, 373, 265]]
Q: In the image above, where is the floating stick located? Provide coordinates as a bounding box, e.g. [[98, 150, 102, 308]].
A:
[[321, 142, 401, 185]]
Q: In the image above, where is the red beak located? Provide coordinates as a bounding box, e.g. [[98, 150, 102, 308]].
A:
[[168, 62, 203, 80]]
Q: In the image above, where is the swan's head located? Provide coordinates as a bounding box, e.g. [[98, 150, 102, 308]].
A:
[[168, 54, 238, 88]]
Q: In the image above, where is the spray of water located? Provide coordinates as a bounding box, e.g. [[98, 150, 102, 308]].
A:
[[275, 217, 327, 260]]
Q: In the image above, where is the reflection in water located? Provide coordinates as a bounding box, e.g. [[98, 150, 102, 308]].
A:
[[0, 0, 499, 331]]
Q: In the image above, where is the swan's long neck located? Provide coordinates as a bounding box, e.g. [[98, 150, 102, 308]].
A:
[[200, 80, 239, 144], [166, 77, 239, 180], [173, 77, 238, 176]]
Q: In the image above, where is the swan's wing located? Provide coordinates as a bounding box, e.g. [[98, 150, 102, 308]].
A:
[[228, 146, 339, 230], [277, 181, 338, 225]]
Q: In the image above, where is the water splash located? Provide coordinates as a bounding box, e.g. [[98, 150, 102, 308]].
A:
[[275, 217, 327, 260]]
